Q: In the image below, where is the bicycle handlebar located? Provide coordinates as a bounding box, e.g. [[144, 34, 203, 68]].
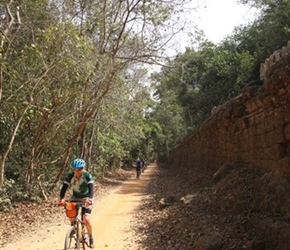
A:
[[64, 201, 86, 208], [59, 199, 92, 209]]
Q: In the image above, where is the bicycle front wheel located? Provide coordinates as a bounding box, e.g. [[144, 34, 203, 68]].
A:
[[81, 225, 88, 250], [64, 226, 79, 250]]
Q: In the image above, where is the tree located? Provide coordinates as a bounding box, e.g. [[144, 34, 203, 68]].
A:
[[0, 0, 191, 200], [233, 0, 290, 80]]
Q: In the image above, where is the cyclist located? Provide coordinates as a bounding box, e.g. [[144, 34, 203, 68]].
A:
[[141, 158, 145, 172], [58, 158, 95, 248], [136, 158, 142, 179]]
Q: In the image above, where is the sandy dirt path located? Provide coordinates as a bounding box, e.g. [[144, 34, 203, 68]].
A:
[[2, 165, 155, 250]]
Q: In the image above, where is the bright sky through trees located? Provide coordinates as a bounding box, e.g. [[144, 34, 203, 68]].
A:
[[168, 0, 260, 54], [197, 0, 259, 43]]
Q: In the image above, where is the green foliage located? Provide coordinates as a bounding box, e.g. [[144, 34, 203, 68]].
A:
[[150, 0, 290, 158], [2, 0, 182, 203], [0, 178, 33, 211], [238, 0, 279, 8], [2, 0, 290, 204], [152, 41, 255, 140], [232, 0, 290, 80]]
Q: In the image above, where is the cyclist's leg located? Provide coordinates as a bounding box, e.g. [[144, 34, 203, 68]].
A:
[[82, 208, 93, 235], [82, 202, 95, 248], [136, 167, 141, 178]]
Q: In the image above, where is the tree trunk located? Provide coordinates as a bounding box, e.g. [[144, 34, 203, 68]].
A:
[[0, 105, 29, 187], [52, 111, 94, 189], [0, 62, 2, 101]]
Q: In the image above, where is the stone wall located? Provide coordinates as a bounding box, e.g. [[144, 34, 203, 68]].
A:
[[168, 41, 290, 180]]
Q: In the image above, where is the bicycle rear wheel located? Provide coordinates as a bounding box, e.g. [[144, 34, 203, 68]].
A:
[[64, 226, 80, 250]]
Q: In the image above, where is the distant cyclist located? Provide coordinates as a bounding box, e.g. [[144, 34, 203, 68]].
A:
[[58, 158, 95, 248], [136, 158, 142, 179], [141, 158, 145, 172]]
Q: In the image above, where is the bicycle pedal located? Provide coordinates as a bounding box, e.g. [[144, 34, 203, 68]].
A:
[[80, 239, 87, 244]]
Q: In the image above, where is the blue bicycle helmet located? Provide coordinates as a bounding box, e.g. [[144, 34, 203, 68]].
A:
[[71, 158, 86, 169]]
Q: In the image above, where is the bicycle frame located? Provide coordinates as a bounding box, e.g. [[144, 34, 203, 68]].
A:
[[64, 202, 89, 250]]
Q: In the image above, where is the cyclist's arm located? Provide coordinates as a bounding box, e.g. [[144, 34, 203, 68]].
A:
[[60, 183, 69, 200], [88, 183, 94, 199]]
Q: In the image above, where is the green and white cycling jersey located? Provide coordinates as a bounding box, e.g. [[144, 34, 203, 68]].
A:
[[64, 171, 94, 199]]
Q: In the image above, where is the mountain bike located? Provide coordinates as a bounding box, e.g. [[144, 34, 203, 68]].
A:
[[63, 201, 89, 250]]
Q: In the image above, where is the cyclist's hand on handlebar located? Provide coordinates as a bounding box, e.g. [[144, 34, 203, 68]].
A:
[[58, 199, 65, 206], [85, 198, 93, 207]]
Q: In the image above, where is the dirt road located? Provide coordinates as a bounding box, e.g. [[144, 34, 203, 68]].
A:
[[2, 165, 155, 250]]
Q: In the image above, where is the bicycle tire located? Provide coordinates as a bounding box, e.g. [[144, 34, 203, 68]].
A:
[[64, 226, 79, 250], [81, 230, 87, 250], [76, 223, 81, 250]]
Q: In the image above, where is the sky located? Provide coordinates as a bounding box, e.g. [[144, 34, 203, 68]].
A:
[[196, 0, 259, 43], [169, 0, 260, 53]]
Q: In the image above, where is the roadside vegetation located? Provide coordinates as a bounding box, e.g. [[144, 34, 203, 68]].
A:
[[1, 0, 290, 211]]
